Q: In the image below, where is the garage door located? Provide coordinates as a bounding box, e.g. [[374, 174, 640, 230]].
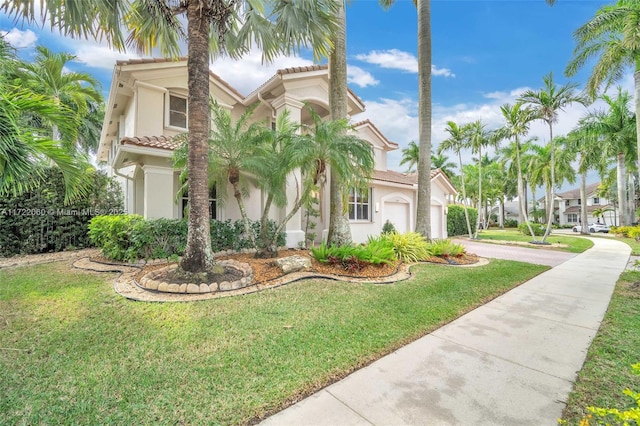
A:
[[383, 202, 409, 234], [431, 205, 443, 239]]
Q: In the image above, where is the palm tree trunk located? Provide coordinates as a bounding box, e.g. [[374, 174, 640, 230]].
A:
[[473, 146, 482, 239], [232, 180, 258, 250], [542, 124, 554, 242], [180, 4, 215, 273], [635, 70, 640, 205], [515, 139, 537, 241], [414, 0, 432, 239], [580, 171, 589, 235], [458, 152, 473, 239], [326, 1, 352, 246], [617, 152, 628, 226]]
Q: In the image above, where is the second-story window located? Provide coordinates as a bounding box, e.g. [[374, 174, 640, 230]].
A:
[[593, 197, 600, 205], [169, 94, 188, 129]]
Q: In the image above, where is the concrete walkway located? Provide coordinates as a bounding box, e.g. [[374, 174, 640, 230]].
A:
[[260, 237, 630, 426]]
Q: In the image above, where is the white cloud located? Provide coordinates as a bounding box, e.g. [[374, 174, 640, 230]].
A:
[[431, 65, 455, 78], [74, 44, 140, 70], [1, 28, 37, 49], [211, 49, 314, 96], [354, 48, 454, 78], [347, 65, 379, 88]]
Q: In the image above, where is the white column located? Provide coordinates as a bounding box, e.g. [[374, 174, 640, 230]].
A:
[[272, 95, 306, 247], [142, 165, 175, 219]]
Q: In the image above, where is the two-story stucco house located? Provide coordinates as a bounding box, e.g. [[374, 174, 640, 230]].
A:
[[97, 58, 456, 246], [549, 182, 616, 226]]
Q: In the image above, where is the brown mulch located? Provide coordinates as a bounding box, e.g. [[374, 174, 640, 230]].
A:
[[131, 249, 479, 285]]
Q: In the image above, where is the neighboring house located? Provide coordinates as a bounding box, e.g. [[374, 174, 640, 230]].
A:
[[97, 58, 457, 246], [536, 182, 615, 226]]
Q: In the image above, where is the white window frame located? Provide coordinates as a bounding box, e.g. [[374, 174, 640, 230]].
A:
[[567, 213, 578, 223], [348, 187, 372, 222], [181, 185, 217, 220], [165, 93, 188, 131]]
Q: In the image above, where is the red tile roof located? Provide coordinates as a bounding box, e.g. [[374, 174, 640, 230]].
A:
[[373, 170, 416, 186], [120, 135, 181, 151], [352, 119, 399, 148], [115, 57, 245, 99]]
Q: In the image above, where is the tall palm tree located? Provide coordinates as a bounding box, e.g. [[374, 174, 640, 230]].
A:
[[439, 121, 473, 239], [518, 72, 586, 239], [579, 88, 636, 226], [4, 0, 338, 273], [399, 140, 419, 172], [466, 120, 497, 238], [566, 0, 640, 175], [496, 103, 537, 234], [15, 46, 102, 147], [0, 38, 88, 202], [529, 138, 577, 241], [414, 0, 432, 239]]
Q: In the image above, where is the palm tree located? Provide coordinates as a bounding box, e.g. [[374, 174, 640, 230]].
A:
[[0, 39, 88, 203], [518, 72, 586, 239], [566, 0, 640, 174], [15, 46, 102, 147], [4, 0, 338, 273], [414, 0, 432, 239], [578, 88, 636, 226], [529, 138, 576, 240], [567, 119, 611, 233], [439, 121, 473, 239], [431, 152, 456, 178], [466, 120, 497, 238], [496, 103, 537, 236], [399, 140, 419, 172]]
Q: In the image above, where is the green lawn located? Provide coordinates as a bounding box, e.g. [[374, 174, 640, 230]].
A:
[[476, 229, 594, 253], [0, 260, 546, 425], [561, 270, 640, 424], [613, 235, 640, 256]]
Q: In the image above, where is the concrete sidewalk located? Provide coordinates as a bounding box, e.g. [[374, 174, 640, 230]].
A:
[[260, 237, 630, 426]]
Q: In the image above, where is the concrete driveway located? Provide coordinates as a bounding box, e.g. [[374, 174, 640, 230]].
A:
[[453, 238, 577, 267]]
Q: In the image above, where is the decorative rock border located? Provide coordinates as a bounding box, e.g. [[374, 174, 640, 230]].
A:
[[137, 259, 253, 294]]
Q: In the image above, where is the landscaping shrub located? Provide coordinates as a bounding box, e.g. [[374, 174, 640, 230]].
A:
[[428, 239, 466, 257], [518, 222, 546, 237], [382, 220, 397, 234], [0, 168, 124, 257], [380, 232, 431, 263], [504, 219, 518, 228], [446, 205, 478, 237], [611, 225, 640, 238], [88, 216, 285, 262], [310, 240, 396, 272]]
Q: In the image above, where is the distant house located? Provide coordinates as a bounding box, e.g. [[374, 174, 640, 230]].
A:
[[97, 58, 457, 246], [549, 182, 615, 226]]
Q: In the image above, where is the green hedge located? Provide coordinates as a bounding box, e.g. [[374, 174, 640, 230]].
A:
[[0, 168, 124, 257], [88, 215, 286, 262], [518, 222, 546, 236], [446, 205, 478, 237]]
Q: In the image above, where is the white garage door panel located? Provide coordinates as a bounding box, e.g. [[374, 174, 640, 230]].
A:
[[383, 202, 409, 234], [431, 205, 443, 239]]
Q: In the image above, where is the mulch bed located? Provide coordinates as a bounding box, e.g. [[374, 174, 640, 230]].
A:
[[131, 249, 479, 286]]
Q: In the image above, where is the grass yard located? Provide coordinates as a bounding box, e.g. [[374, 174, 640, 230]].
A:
[[477, 229, 594, 253], [561, 270, 640, 424], [0, 260, 546, 425], [613, 235, 640, 256]]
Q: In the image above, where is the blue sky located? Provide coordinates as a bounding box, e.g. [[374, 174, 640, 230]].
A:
[[0, 0, 633, 187]]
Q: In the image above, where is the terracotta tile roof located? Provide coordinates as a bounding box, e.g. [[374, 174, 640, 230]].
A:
[[563, 204, 613, 214], [120, 135, 181, 151], [115, 57, 245, 99], [555, 182, 602, 199], [352, 119, 399, 148], [373, 170, 416, 186], [277, 64, 327, 75], [405, 169, 442, 183], [115, 57, 188, 65]]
